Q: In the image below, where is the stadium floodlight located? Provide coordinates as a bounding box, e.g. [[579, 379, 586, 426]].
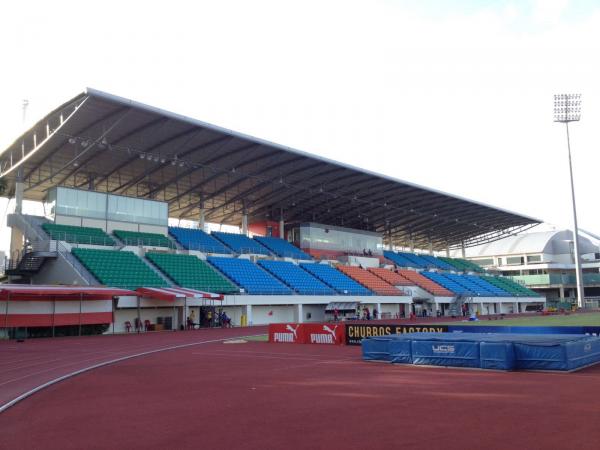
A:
[[554, 93, 585, 308]]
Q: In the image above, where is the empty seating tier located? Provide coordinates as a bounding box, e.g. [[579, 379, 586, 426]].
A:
[[212, 232, 271, 255], [337, 266, 402, 296], [42, 223, 115, 246], [258, 260, 335, 295], [398, 270, 454, 297], [168, 227, 233, 254], [113, 230, 175, 248], [207, 257, 292, 295], [384, 251, 426, 269], [422, 272, 476, 296], [300, 263, 372, 296], [441, 273, 497, 296], [418, 254, 456, 271], [369, 268, 413, 286], [146, 252, 238, 294], [254, 236, 312, 260], [439, 257, 484, 273], [462, 274, 510, 297], [480, 275, 541, 297], [72, 248, 167, 290]]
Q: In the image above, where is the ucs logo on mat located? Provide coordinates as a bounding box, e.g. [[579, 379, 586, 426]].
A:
[[432, 345, 455, 354], [272, 324, 300, 343], [309, 325, 338, 344]]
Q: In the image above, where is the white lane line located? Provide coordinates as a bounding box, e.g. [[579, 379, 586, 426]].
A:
[[0, 334, 265, 415]]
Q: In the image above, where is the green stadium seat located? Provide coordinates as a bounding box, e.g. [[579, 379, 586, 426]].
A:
[[42, 223, 115, 246], [146, 252, 239, 294], [113, 230, 175, 248], [71, 248, 167, 290]]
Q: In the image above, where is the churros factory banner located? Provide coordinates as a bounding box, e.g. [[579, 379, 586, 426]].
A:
[[345, 324, 448, 345]]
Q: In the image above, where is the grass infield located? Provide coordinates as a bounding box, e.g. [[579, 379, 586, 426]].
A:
[[436, 312, 600, 327]]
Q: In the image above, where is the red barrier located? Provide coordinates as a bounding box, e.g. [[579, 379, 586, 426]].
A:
[[268, 323, 307, 344], [303, 323, 345, 345], [268, 323, 346, 345]]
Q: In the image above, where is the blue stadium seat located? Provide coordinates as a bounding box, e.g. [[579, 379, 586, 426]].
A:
[[212, 232, 271, 255], [421, 272, 474, 296], [441, 273, 496, 297], [463, 274, 511, 297], [384, 251, 427, 269], [207, 257, 292, 294], [169, 227, 233, 254], [300, 263, 372, 296], [418, 254, 456, 271], [254, 236, 312, 260], [258, 260, 335, 295]]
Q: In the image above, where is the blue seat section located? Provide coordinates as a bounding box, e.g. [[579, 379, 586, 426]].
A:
[[421, 272, 474, 296], [384, 251, 424, 268], [212, 232, 271, 255], [258, 260, 335, 295], [207, 257, 292, 295], [464, 274, 511, 297], [168, 227, 233, 254], [418, 254, 456, 271], [398, 252, 433, 268], [254, 236, 312, 260], [442, 273, 497, 297], [300, 263, 372, 296]]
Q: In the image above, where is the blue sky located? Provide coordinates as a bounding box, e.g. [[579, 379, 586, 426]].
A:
[[1, 0, 600, 254]]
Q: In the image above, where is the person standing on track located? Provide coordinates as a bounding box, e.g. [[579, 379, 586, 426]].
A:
[[206, 310, 213, 327]]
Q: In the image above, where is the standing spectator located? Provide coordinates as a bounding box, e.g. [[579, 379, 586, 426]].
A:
[[206, 310, 213, 327], [333, 308, 340, 322], [373, 308, 378, 320]]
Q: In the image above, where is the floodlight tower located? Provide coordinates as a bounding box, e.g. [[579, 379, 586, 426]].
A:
[[553, 94, 585, 308]]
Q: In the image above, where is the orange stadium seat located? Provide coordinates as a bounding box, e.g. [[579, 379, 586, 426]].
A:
[[369, 268, 413, 286], [337, 266, 402, 296], [396, 270, 454, 297]]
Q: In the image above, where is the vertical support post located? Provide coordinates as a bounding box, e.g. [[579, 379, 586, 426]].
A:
[[112, 296, 116, 334], [295, 304, 304, 323], [409, 233, 414, 253], [137, 296, 141, 333], [279, 208, 285, 240], [52, 298, 56, 338], [428, 239, 433, 255], [461, 241, 466, 259], [15, 166, 24, 214], [199, 197, 205, 232], [79, 293, 83, 336], [564, 122, 585, 308], [4, 292, 10, 337], [184, 297, 188, 330], [445, 244, 450, 258], [245, 304, 253, 326], [387, 228, 393, 251]]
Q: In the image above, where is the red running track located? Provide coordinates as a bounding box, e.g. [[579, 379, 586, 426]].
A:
[[0, 327, 267, 409], [2, 338, 600, 449]]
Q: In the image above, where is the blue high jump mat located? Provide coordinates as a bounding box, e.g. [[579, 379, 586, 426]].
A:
[[361, 332, 600, 372]]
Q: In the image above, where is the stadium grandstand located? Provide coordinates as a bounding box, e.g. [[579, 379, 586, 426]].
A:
[[0, 88, 545, 336]]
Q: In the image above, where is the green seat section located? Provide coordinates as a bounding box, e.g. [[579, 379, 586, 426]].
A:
[[439, 257, 485, 273], [480, 275, 541, 297], [72, 248, 167, 290], [146, 252, 239, 294], [113, 230, 175, 248], [42, 223, 115, 246]]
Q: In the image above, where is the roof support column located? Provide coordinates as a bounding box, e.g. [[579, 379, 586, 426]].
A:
[[461, 240, 466, 259], [279, 208, 284, 240], [445, 244, 450, 258], [198, 196, 205, 232], [387, 227, 393, 251], [409, 233, 414, 253], [241, 202, 248, 236], [428, 239, 434, 255], [14, 166, 23, 214]]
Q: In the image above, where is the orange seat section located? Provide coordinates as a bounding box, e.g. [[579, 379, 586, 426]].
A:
[[396, 270, 454, 297], [337, 266, 402, 296], [369, 268, 413, 286]]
